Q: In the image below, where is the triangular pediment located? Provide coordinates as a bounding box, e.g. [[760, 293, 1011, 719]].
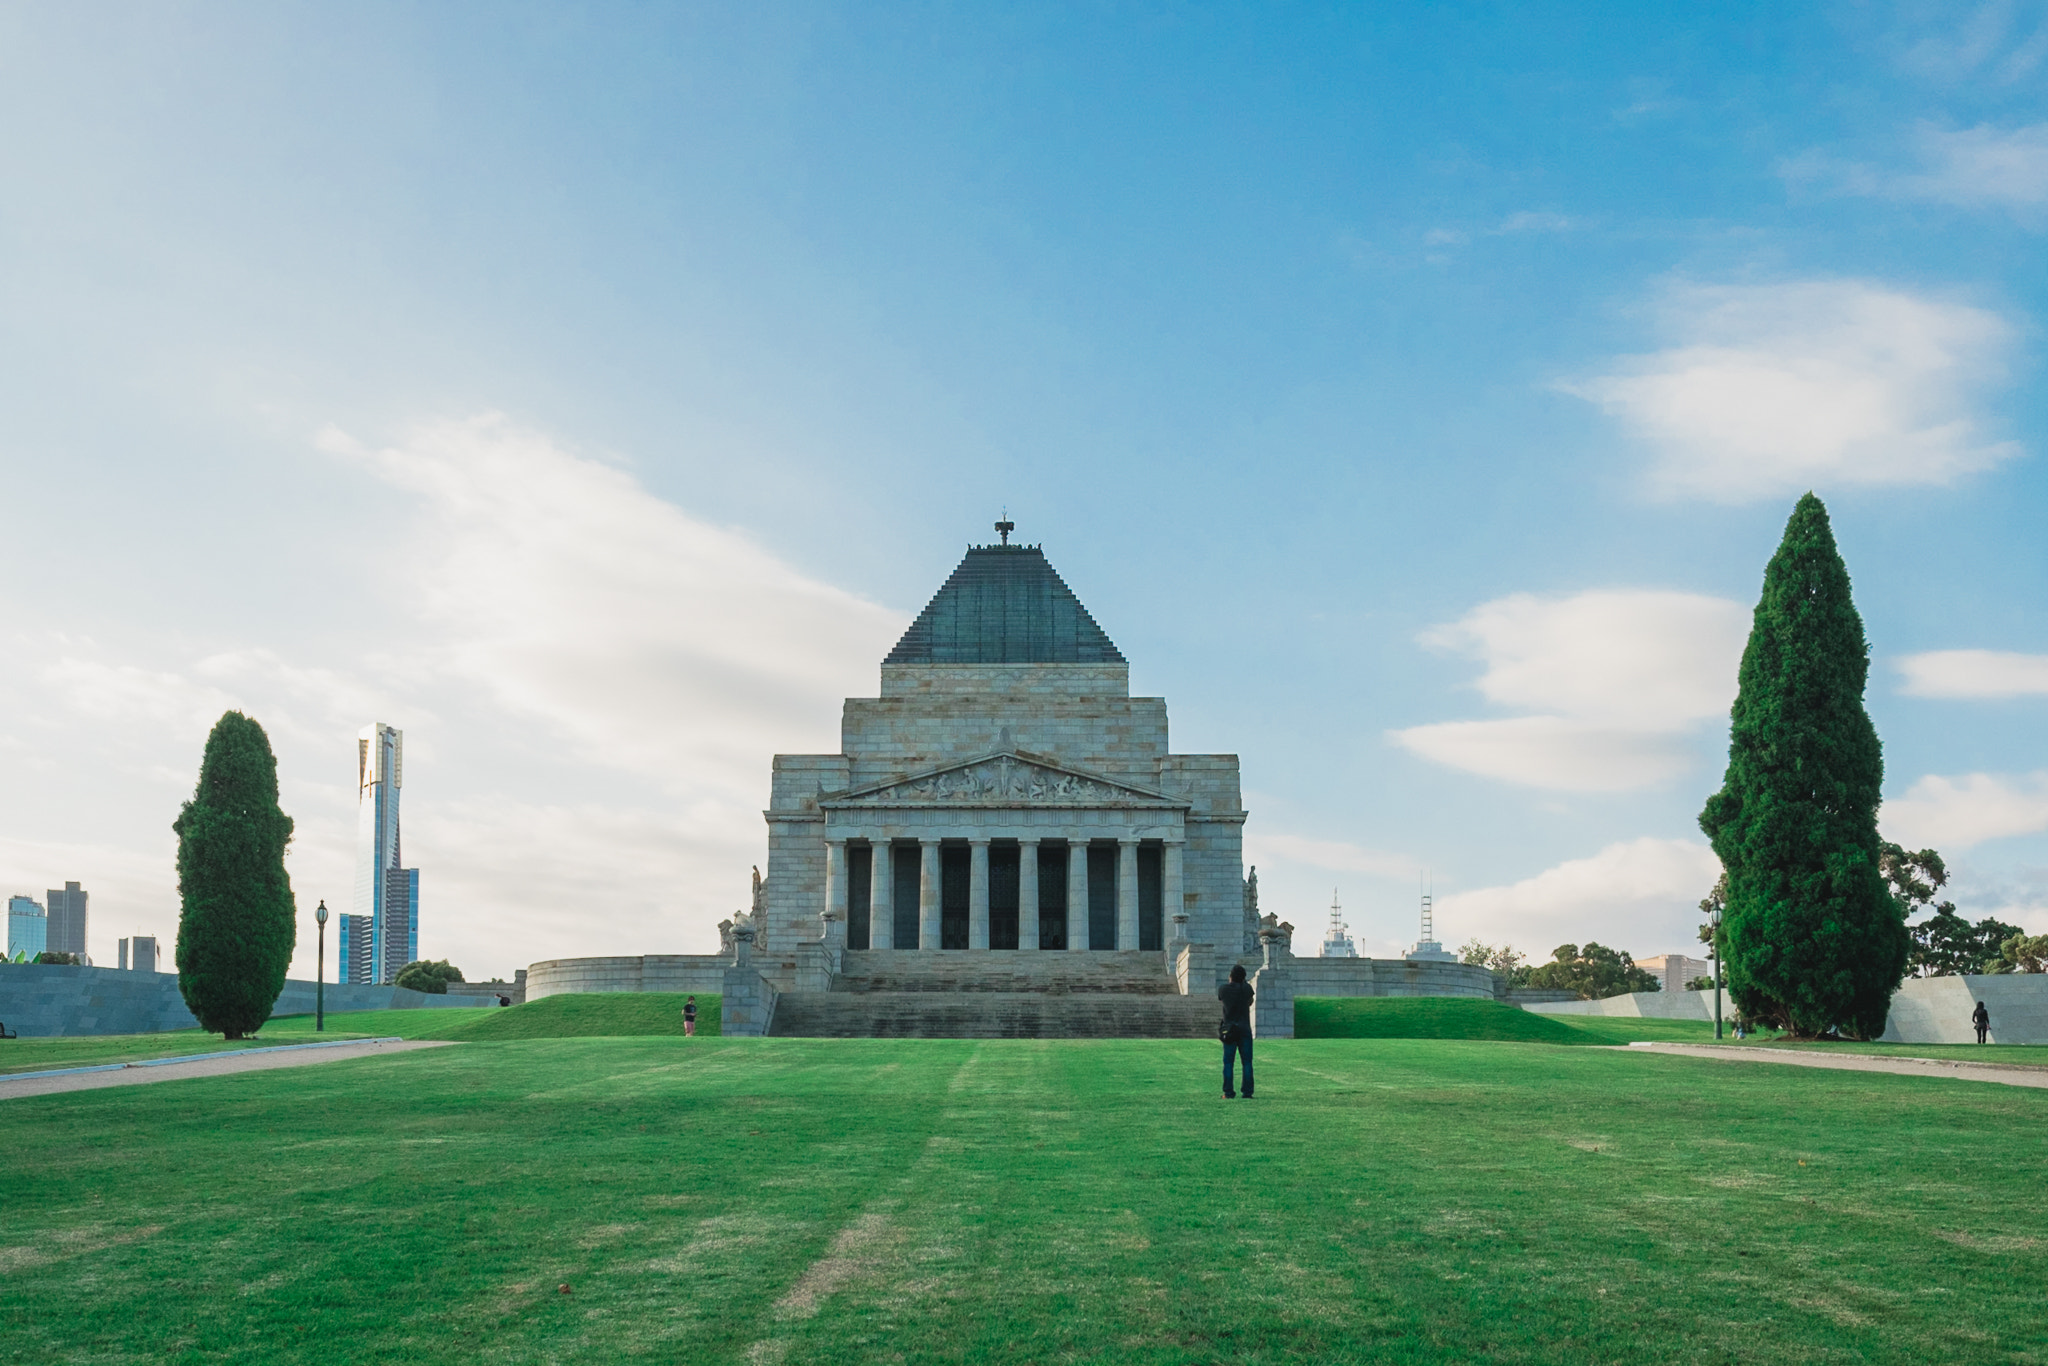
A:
[[823, 749, 1187, 809]]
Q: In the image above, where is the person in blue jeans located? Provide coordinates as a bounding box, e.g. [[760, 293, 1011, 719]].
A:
[[1218, 963, 1255, 1098]]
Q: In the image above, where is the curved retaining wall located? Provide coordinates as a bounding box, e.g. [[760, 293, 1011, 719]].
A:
[[525, 955, 732, 1001], [1282, 957, 1499, 999]]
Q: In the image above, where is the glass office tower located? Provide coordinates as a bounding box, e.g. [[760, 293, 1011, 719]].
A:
[[7, 895, 47, 958], [353, 724, 421, 984]]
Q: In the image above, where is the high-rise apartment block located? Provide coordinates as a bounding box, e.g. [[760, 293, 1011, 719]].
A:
[[45, 882, 88, 958], [354, 724, 420, 984], [338, 913, 375, 985], [7, 895, 46, 958], [118, 936, 161, 972]]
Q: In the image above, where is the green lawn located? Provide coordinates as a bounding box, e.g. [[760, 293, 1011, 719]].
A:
[[3, 994, 720, 1076], [2, 1035, 2041, 1364]]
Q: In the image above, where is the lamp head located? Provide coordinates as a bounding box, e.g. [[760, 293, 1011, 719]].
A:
[[315, 900, 329, 926]]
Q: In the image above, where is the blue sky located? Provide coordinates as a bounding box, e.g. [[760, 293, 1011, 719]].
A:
[[4, 2, 2046, 979]]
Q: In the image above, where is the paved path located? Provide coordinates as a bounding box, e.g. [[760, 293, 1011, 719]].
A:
[[1620, 1041, 2048, 1089], [0, 1038, 454, 1100]]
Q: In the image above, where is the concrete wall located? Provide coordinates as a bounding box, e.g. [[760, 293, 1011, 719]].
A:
[[1524, 974, 2048, 1044], [525, 955, 732, 1001], [0, 963, 476, 1037]]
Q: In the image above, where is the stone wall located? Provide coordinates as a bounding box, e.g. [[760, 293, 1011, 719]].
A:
[[0, 963, 475, 1038], [1235, 956, 1498, 1000], [525, 955, 732, 1001], [1524, 974, 2048, 1044]]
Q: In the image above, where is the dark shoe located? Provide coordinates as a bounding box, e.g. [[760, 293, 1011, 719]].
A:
[[1222, 1092, 1235, 1099], [1242, 1092, 1254, 1099]]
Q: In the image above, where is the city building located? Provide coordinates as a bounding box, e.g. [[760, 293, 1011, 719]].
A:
[[7, 895, 47, 958], [353, 723, 420, 984], [338, 913, 375, 985], [1636, 953, 1713, 993], [46, 881, 88, 959], [118, 936, 161, 972]]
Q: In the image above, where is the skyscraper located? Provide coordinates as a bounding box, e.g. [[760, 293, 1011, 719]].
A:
[[45, 881, 88, 958], [7, 895, 46, 958], [337, 913, 374, 985], [353, 724, 420, 984]]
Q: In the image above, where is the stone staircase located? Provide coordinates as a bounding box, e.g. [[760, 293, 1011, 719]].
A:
[[831, 949, 1180, 995], [766, 948, 1214, 1038], [768, 989, 1213, 1039]]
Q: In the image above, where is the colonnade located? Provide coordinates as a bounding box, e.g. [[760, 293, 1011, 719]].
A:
[[822, 835, 1184, 952]]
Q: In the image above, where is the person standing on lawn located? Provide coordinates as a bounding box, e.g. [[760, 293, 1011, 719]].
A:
[[1973, 1000, 1990, 1044], [1218, 964, 1254, 1099], [683, 996, 698, 1037]]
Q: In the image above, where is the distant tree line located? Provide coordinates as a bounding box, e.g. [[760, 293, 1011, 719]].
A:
[[1459, 939, 1660, 1000]]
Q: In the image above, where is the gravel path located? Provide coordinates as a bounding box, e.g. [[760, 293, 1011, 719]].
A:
[[0, 1038, 455, 1100], [1619, 1041, 2048, 1089]]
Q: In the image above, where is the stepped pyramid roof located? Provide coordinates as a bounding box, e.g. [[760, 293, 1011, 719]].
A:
[[885, 537, 1124, 665]]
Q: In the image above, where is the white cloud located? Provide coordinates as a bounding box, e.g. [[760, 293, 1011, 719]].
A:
[[1435, 837, 1723, 960], [1783, 123, 2048, 212], [1390, 589, 1748, 791], [1562, 280, 2022, 502], [320, 415, 905, 801], [1882, 771, 2048, 849], [1496, 210, 1574, 234], [1898, 649, 2048, 698], [1245, 832, 1418, 879]]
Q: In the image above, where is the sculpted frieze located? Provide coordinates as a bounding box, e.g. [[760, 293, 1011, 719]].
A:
[[834, 754, 1179, 807]]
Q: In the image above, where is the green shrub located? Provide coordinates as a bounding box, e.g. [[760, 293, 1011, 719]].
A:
[[173, 712, 297, 1039], [395, 959, 465, 994]]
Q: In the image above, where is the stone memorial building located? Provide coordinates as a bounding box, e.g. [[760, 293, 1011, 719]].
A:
[[757, 524, 1249, 962]]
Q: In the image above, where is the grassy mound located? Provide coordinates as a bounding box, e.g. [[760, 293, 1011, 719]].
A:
[[415, 991, 721, 1040], [1296, 996, 1721, 1045], [1297, 995, 1586, 1042]]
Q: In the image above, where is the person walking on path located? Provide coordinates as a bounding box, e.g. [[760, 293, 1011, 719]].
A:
[[683, 996, 698, 1037], [1973, 1000, 1991, 1045], [1218, 964, 1255, 1099]]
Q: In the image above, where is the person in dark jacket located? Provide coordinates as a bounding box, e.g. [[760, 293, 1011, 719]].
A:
[[1973, 1000, 1991, 1044], [1218, 964, 1255, 1099]]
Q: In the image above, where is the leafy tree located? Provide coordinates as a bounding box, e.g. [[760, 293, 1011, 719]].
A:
[[394, 959, 464, 994], [174, 712, 297, 1039], [1525, 943, 1660, 1000], [32, 950, 82, 965], [1458, 939, 1531, 986], [1684, 976, 1716, 991], [1879, 842, 2018, 976], [1698, 495, 1908, 1039], [1989, 934, 2048, 975]]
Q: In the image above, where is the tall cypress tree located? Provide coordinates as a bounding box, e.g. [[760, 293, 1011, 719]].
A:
[[1700, 494, 1907, 1038], [174, 711, 297, 1038]]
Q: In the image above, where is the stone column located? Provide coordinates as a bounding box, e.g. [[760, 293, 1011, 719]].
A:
[[1067, 841, 1090, 952], [968, 837, 991, 950], [825, 837, 848, 937], [1163, 839, 1185, 943], [918, 839, 941, 952], [868, 840, 894, 951], [1117, 836, 1140, 950], [1018, 837, 1041, 951]]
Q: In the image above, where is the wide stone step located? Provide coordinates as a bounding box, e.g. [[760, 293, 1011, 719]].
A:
[[832, 948, 1181, 996], [769, 990, 1215, 1039]]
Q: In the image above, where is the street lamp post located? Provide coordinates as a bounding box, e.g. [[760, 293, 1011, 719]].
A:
[[315, 901, 329, 1033], [1713, 901, 1723, 1041]]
